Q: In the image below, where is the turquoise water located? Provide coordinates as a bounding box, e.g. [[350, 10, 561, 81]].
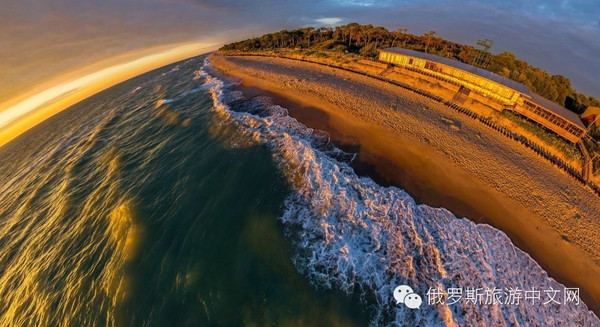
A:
[[0, 56, 369, 326]]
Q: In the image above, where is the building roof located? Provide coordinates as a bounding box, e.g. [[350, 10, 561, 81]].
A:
[[381, 47, 585, 129], [380, 47, 531, 96], [581, 106, 600, 127], [582, 106, 600, 118], [528, 93, 586, 129]]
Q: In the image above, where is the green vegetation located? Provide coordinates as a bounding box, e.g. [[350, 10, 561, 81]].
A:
[[221, 23, 600, 115], [583, 133, 600, 176], [500, 111, 582, 162], [222, 23, 600, 178]]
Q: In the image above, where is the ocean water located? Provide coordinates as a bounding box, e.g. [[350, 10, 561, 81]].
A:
[[0, 54, 598, 326], [0, 56, 369, 326]]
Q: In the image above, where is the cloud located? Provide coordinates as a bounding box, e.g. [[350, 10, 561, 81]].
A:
[[315, 17, 343, 26], [0, 0, 598, 101], [332, 0, 393, 7]]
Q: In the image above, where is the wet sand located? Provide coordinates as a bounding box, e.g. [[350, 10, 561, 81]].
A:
[[210, 53, 600, 315]]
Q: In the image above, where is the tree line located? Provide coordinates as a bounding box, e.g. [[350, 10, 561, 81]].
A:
[[220, 23, 599, 114]]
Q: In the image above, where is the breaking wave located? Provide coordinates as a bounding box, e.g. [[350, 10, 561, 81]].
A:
[[200, 58, 600, 326]]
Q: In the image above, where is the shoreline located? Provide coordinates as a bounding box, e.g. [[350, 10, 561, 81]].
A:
[[209, 53, 600, 316], [223, 52, 597, 195]]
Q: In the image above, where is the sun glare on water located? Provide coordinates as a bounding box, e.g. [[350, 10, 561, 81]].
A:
[[0, 42, 219, 147]]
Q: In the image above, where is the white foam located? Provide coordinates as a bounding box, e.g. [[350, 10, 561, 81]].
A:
[[199, 58, 600, 326]]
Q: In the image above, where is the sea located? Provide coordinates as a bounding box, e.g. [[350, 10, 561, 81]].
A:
[[0, 54, 598, 326]]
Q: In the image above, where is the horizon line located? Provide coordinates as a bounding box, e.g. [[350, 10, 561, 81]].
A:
[[0, 41, 220, 148]]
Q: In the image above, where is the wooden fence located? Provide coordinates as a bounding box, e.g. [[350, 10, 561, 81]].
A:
[[221, 52, 600, 198]]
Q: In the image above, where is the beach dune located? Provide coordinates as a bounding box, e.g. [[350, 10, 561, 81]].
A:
[[210, 53, 600, 314]]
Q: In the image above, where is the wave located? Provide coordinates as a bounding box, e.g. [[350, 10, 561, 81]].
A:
[[200, 58, 600, 326]]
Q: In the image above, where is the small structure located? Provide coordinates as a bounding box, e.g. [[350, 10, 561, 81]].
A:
[[581, 106, 600, 128], [378, 47, 587, 143]]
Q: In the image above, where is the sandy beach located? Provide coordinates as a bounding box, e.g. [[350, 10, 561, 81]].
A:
[[210, 53, 600, 314]]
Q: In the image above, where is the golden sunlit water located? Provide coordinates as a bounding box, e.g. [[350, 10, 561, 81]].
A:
[[0, 55, 371, 326]]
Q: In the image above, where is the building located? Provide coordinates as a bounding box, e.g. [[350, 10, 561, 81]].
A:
[[581, 106, 600, 128], [378, 47, 587, 143]]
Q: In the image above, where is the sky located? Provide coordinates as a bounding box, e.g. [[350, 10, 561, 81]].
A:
[[0, 0, 598, 134]]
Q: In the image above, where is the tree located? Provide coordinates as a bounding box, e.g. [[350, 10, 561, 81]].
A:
[[346, 23, 360, 47], [424, 30, 436, 53], [391, 28, 408, 47], [302, 27, 316, 47], [219, 23, 599, 115], [367, 26, 388, 48]]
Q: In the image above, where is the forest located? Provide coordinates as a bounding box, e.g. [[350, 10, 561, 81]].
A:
[[221, 23, 600, 115]]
